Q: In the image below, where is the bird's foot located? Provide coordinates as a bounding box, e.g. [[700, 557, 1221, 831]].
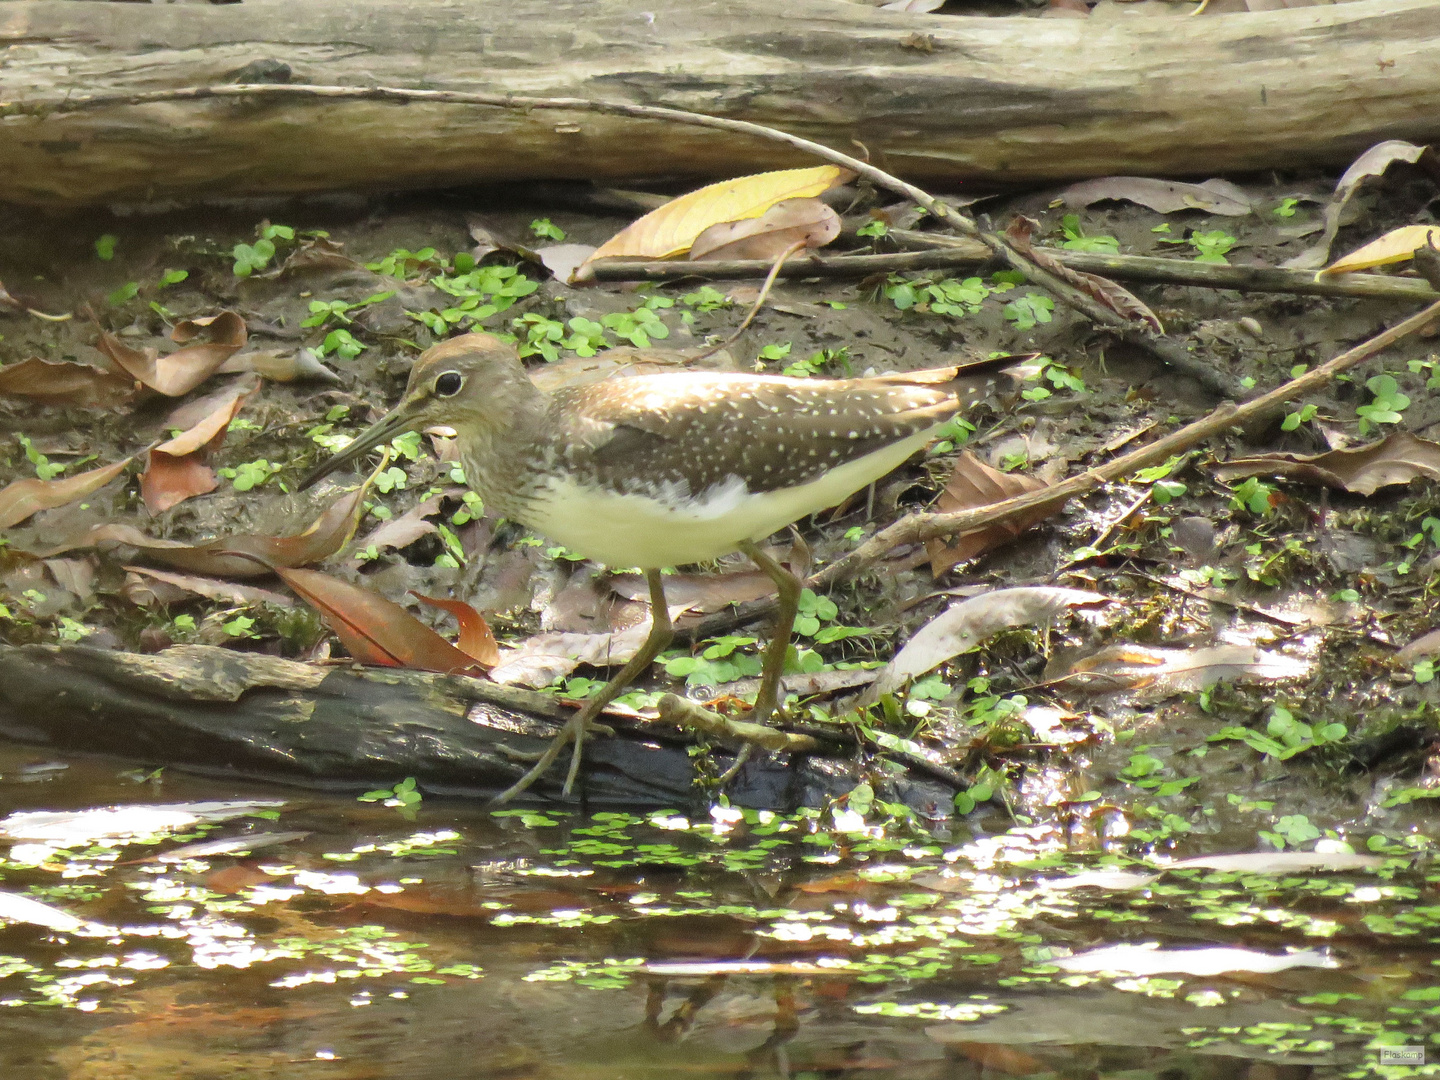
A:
[[490, 707, 603, 804]]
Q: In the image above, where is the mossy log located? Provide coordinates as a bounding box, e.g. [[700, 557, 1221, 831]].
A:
[[0, 0, 1437, 207], [0, 643, 901, 809]]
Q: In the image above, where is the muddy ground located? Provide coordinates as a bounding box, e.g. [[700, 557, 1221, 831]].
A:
[[1, 164, 1438, 846]]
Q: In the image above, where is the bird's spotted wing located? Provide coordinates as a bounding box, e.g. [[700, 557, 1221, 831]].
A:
[[551, 372, 963, 499]]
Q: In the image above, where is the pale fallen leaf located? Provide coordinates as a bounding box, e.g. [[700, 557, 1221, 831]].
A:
[[0, 801, 286, 842], [1323, 224, 1440, 275], [1214, 432, 1440, 496], [1054, 942, 1336, 976], [925, 451, 1055, 575], [122, 566, 294, 609], [1056, 643, 1310, 694], [0, 456, 133, 530], [488, 623, 654, 688], [867, 587, 1105, 699], [1284, 140, 1430, 269], [0, 357, 136, 408], [147, 831, 312, 863], [1039, 871, 1161, 891], [1060, 176, 1251, 216], [576, 165, 854, 276], [534, 243, 597, 283], [1169, 851, 1383, 873], [351, 491, 447, 558], [0, 889, 116, 936], [218, 347, 340, 383], [881, 0, 946, 9], [689, 197, 840, 261]]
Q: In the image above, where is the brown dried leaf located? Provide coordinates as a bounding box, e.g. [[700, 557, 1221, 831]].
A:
[[351, 492, 446, 558], [488, 624, 653, 688], [925, 452, 1055, 575], [0, 456, 133, 530], [1284, 140, 1430, 269], [1006, 216, 1163, 333], [96, 311, 248, 396], [689, 198, 841, 261], [411, 592, 500, 667], [141, 380, 258, 514], [59, 488, 366, 578], [0, 357, 136, 408], [1214, 432, 1440, 496], [1060, 176, 1251, 216], [1053, 643, 1309, 695], [277, 567, 485, 674], [122, 566, 294, 609]]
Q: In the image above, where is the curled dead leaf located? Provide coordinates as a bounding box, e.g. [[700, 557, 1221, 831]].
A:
[[276, 567, 486, 674], [1214, 432, 1440, 496], [1284, 140, 1430, 270], [0, 357, 136, 408], [1052, 643, 1309, 695], [410, 592, 500, 667], [0, 456, 133, 530], [576, 165, 854, 278], [1006, 216, 1162, 333], [689, 198, 840, 262], [1060, 176, 1252, 216], [95, 310, 248, 397], [141, 379, 259, 514], [926, 451, 1056, 575]]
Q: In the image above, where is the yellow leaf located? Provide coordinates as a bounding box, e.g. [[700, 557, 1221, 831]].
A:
[[1322, 225, 1440, 275], [578, 166, 853, 273]]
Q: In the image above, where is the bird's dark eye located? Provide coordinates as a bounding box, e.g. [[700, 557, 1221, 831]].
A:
[[434, 371, 464, 397]]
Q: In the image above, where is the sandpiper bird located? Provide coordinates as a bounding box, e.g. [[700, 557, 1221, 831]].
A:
[[301, 332, 1009, 801]]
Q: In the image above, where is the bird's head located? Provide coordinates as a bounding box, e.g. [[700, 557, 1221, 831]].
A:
[[298, 332, 536, 489]]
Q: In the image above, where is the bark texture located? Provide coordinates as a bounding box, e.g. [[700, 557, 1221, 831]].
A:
[[0, 643, 890, 809], [0, 0, 1436, 207]]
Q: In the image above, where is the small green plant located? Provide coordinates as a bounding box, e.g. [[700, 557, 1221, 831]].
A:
[[316, 328, 364, 360], [107, 281, 140, 306], [665, 636, 762, 686], [1260, 813, 1320, 850], [758, 342, 791, 364], [884, 274, 992, 317], [55, 617, 91, 644], [1133, 455, 1188, 503], [602, 304, 669, 347], [856, 220, 889, 238], [434, 524, 465, 568], [680, 286, 731, 313], [1003, 294, 1054, 331], [1019, 355, 1085, 401], [372, 466, 408, 494], [94, 234, 118, 261], [358, 776, 423, 810], [1407, 356, 1440, 390], [1229, 476, 1277, 516], [783, 347, 848, 378], [15, 435, 65, 481], [1355, 373, 1410, 434], [222, 614, 258, 639], [1281, 403, 1317, 431], [1209, 705, 1345, 761], [1413, 659, 1434, 684], [1189, 230, 1237, 264], [529, 218, 566, 242], [1272, 198, 1300, 218], [1059, 214, 1119, 254], [159, 269, 189, 288], [367, 247, 446, 279], [512, 313, 570, 362], [219, 459, 282, 492], [410, 264, 539, 334], [232, 224, 294, 277], [793, 589, 839, 636], [302, 291, 394, 330]]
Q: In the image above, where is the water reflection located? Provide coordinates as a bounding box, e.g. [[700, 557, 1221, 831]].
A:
[[0, 747, 1433, 1078]]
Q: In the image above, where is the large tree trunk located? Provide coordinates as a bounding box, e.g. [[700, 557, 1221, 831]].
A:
[[0, 0, 1436, 208]]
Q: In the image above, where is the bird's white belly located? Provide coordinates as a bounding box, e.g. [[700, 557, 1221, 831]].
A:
[[521, 426, 938, 568]]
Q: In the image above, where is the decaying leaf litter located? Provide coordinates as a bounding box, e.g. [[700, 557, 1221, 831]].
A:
[[4, 147, 1440, 1076]]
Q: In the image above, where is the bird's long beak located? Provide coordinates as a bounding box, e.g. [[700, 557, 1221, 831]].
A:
[[297, 400, 422, 490]]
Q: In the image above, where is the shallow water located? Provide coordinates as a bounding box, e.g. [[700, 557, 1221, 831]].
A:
[[0, 744, 1434, 1080]]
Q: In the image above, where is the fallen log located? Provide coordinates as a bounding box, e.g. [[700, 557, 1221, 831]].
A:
[[0, 643, 895, 809], [0, 0, 1437, 208]]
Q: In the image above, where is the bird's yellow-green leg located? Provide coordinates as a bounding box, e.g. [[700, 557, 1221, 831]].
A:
[[738, 539, 802, 726], [492, 568, 673, 804]]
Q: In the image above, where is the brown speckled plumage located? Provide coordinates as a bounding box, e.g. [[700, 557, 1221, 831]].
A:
[[303, 333, 1006, 567]]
